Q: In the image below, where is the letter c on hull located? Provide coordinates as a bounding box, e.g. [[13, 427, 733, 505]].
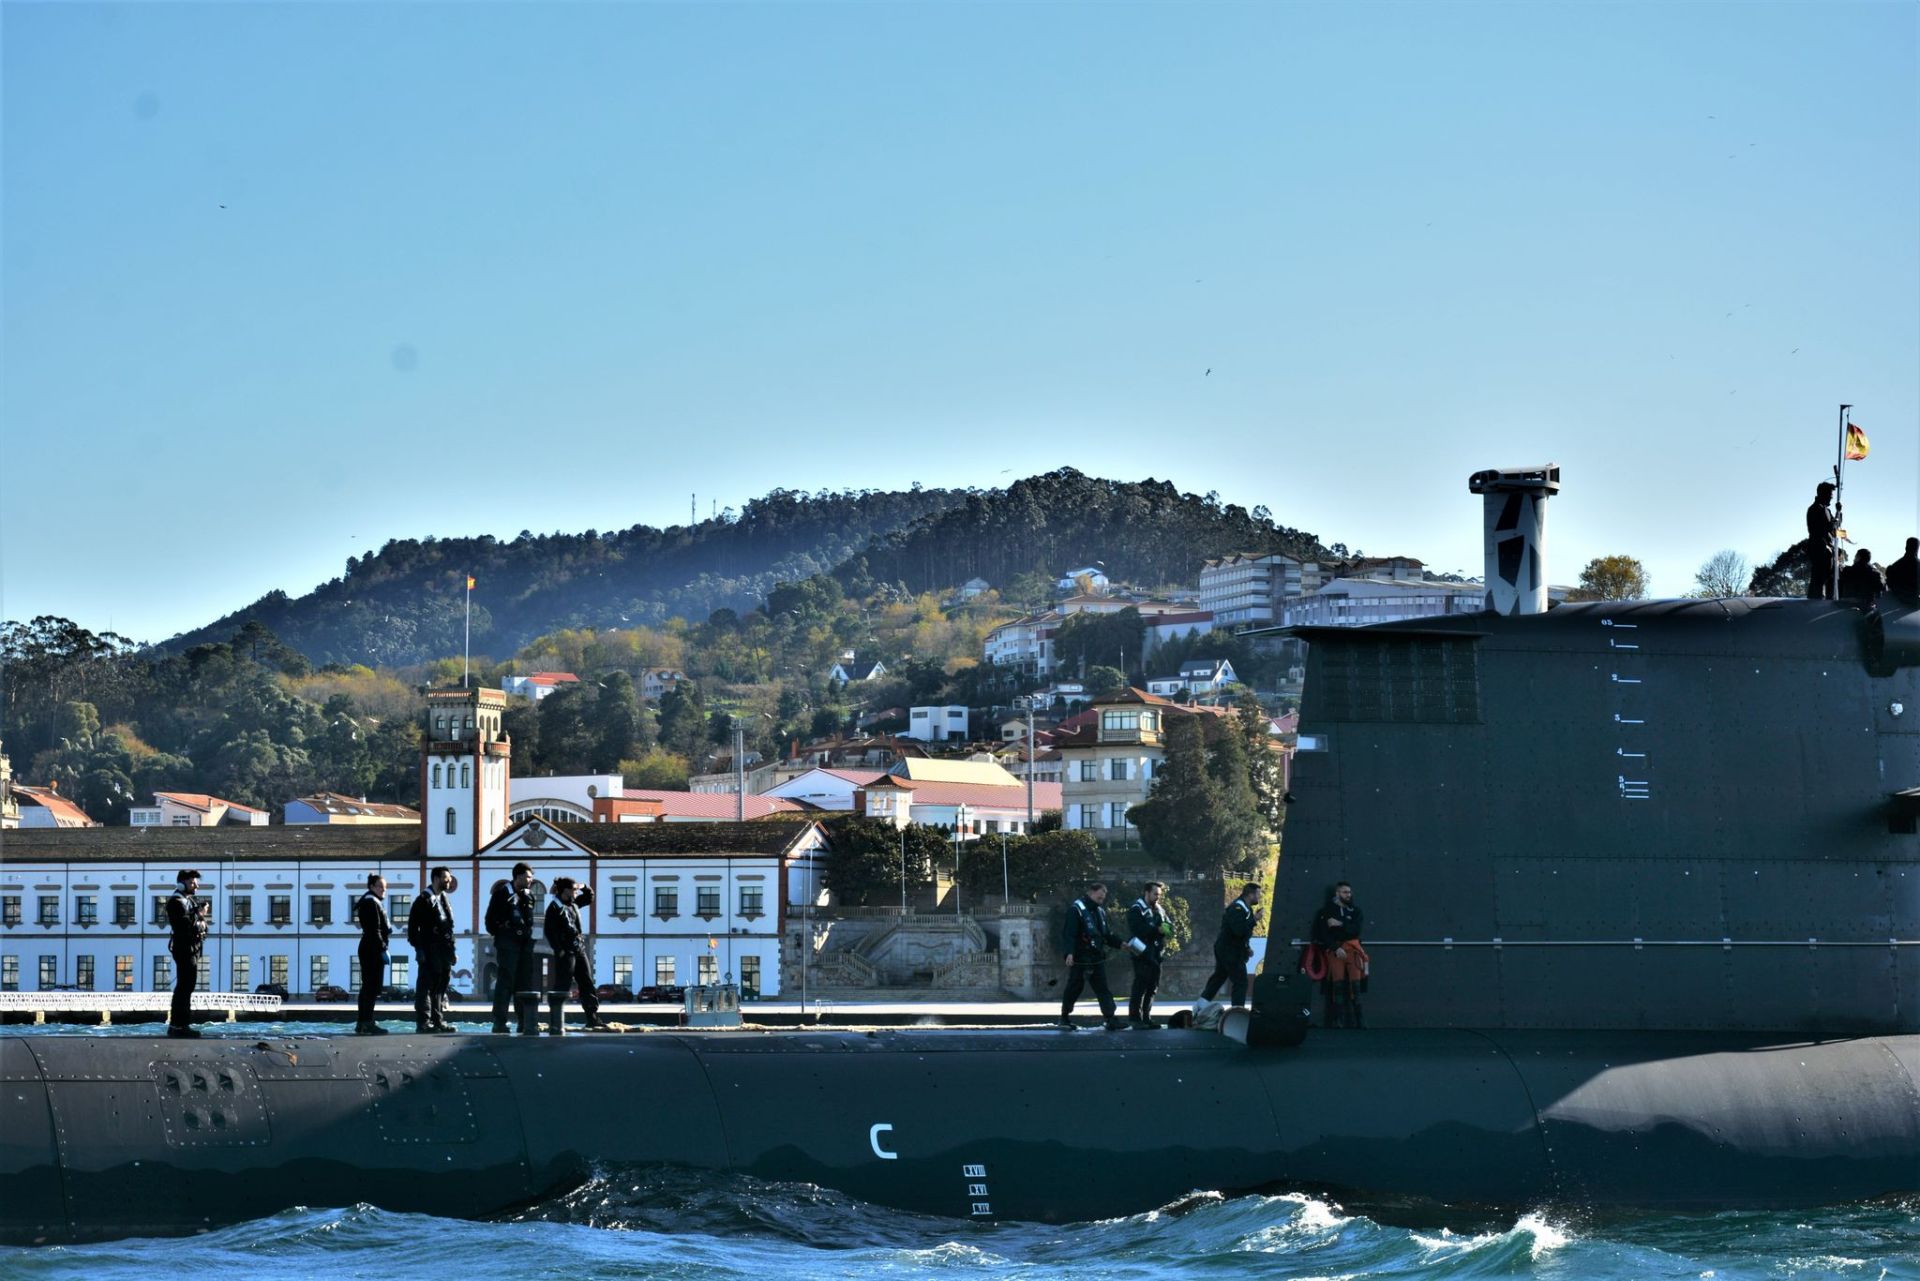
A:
[[869, 1123, 897, 1159]]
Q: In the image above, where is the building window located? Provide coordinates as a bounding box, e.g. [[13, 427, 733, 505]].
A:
[[739, 955, 761, 996], [697, 955, 718, 984], [38, 956, 58, 988], [269, 955, 289, 987], [1079, 761, 1097, 782], [75, 895, 97, 926], [613, 956, 633, 987], [115, 956, 133, 991], [0, 955, 16, 990], [269, 895, 292, 925], [1102, 710, 1140, 733], [114, 895, 135, 925], [75, 956, 95, 990], [390, 957, 410, 988], [654, 887, 679, 917], [196, 956, 211, 987], [388, 894, 411, 923], [349, 957, 361, 990], [696, 888, 721, 918], [612, 887, 636, 917], [151, 896, 168, 926], [37, 896, 59, 926], [655, 956, 676, 985], [1077, 804, 1100, 830], [739, 886, 764, 917], [308, 895, 332, 926], [1, 896, 19, 927], [153, 955, 172, 990], [232, 955, 251, 991], [230, 896, 252, 926], [171, 815, 193, 826], [1108, 801, 1131, 828], [311, 956, 330, 991], [445, 807, 457, 836], [432, 764, 442, 789], [460, 762, 471, 788], [1108, 759, 1130, 781]]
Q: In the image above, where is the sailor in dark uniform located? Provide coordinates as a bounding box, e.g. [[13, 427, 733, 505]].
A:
[[486, 861, 539, 1035], [1839, 549, 1884, 607], [1200, 882, 1263, 1008], [1125, 881, 1170, 1029], [164, 869, 208, 1038], [1058, 881, 1124, 1031], [1806, 482, 1839, 600], [570, 885, 605, 1029], [354, 873, 392, 1035], [543, 877, 583, 1036], [1312, 881, 1369, 1028], [407, 866, 458, 1033], [1887, 537, 1920, 604]]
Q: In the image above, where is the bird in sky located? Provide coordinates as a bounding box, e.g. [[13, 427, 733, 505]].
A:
[[1205, 369, 1212, 376]]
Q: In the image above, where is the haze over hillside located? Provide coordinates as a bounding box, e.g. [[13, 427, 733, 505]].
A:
[[162, 470, 1345, 667]]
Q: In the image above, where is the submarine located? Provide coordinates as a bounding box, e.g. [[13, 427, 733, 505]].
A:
[[2, 464, 1916, 1244]]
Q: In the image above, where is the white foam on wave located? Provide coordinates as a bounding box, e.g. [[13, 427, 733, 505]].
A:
[[1234, 1193, 1353, 1253], [1412, 1211, 1572, 1262]]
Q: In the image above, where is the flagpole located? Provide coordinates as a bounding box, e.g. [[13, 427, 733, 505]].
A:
[[1835, 404, 1852, 591], [464, 577, 472, 689]]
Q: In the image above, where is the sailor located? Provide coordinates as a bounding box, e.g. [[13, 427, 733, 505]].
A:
[[1887, 537, 1920, 604], [486, 861, 540, 1035], [1806, 482, 1839, 600], [354, 873, 392, 1036], [164, 869, 208, 1039], [1839, 548, 1884, 607], [1312, 881, 1369, 1029], [543, 877, 584, 1036], [570, 885, 606, 1029], [1200, 882, 1262, 1009], [1125, 881, 1170, 1029], [407, 866, 458, 1033], [1058, 881, 1125, 1031]]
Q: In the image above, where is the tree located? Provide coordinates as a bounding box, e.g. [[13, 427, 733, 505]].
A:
[[823, 818, 941, 906], [1202, 714, 1266, 871], [1692, 550, 1751, 598], [1748, 544, 1809, 598], [1575, 555, 1650, 601], [957, 828, 1101, 903], [592, 671, 647, 766], [1053, 607, 1144, 679], [620, 749, 691, 790], [1129, 713, 1267, 871], [1235, 689, 1288, 833], [1084, 665, 1126, 697], [657, 682, 708, 760]]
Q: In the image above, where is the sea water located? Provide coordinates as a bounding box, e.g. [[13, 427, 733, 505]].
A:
[[3, 1022, 1915, 1280]]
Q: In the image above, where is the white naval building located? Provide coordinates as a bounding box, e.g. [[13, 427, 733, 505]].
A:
[[0, 686, 830, 1001]]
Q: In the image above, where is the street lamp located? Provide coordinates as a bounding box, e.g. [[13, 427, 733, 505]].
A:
[[1013, 695, 1037, 830], [953, 804, 973, 917]]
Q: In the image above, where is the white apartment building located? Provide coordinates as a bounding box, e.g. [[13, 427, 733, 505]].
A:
[[1282, 576, 1485, 628], [129, 792, 269, 828], [1199, 554, 1324, 628], [904, 705, 969, 743]]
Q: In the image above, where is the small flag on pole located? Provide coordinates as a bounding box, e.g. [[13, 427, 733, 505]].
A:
[[466, 575, 476, 590], [1845, 422, 1869, 461]]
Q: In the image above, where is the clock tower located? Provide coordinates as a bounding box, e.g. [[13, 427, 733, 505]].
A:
[[422, 686, 511, 858]]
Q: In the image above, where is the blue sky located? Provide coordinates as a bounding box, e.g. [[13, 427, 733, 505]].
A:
[[4, 2, 1915, 643]]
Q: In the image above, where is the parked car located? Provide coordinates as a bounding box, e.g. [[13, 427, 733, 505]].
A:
[[380, 985, 413, 1001], [638, 984, 686, 1003], [254, 983, 289, 997], [313, 984, 350, 1003], [595, 984, 634, 1003]]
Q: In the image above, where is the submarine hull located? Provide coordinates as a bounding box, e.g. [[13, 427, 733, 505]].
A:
[[4, 1027, 1915, 1243]]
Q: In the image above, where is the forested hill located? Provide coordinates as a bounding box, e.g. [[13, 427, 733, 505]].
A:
[[164, 486, 967, 667], [164, 471, 1345, 668], [837, 469, 1339, 597]]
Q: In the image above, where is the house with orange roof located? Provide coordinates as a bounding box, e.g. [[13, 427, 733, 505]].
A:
[[12, 782, 100, 829], [128, 791, 269, 828], [500, 671, 581, 703]]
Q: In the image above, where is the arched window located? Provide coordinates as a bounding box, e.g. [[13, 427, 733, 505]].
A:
[[432, 764, 441, 789], [460, 762, 471, 788], [445, 807, 457, 836]]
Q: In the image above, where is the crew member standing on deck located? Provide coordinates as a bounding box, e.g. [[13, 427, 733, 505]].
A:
[[164, 869, 208, 1039], [570, 885, 605, 1029], [1125, 881, 1170, 1029], [354, 874, 392, 1035], [543, 877, 583, 1036], [1840, 548, 1885, 607], [408, 866, 458, 1033], [1807, 481, 1840, 600], [1200, 882, 1263, 1009], [1312, 881, 1369, 1029], [1058, 882, 1125, 1031], [1886, 537, 1920, 604], [486, 862, 539, 1034]]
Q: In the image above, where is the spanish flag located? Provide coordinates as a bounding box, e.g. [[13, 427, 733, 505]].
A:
[[466, 575, 476, 590], [1845, 422, 1869, 462]]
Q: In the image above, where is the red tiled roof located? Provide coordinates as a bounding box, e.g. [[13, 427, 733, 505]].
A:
[[525, 672, 580, 686], [616, 789, 806, 819], [154, 791, 267, 815], [819, 769, 888, 785], [13, 785, 98, 827]]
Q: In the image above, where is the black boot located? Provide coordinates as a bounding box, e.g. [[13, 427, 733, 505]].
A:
[[547, 995, 568, 1036], [1323, 988, 1341, 1029], [516, 993, 541, 1036], [1347, 982, 1364, 1029]]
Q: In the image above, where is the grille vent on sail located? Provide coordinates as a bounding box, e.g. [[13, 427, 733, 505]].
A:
[[1314, 637, 1483, 724]]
